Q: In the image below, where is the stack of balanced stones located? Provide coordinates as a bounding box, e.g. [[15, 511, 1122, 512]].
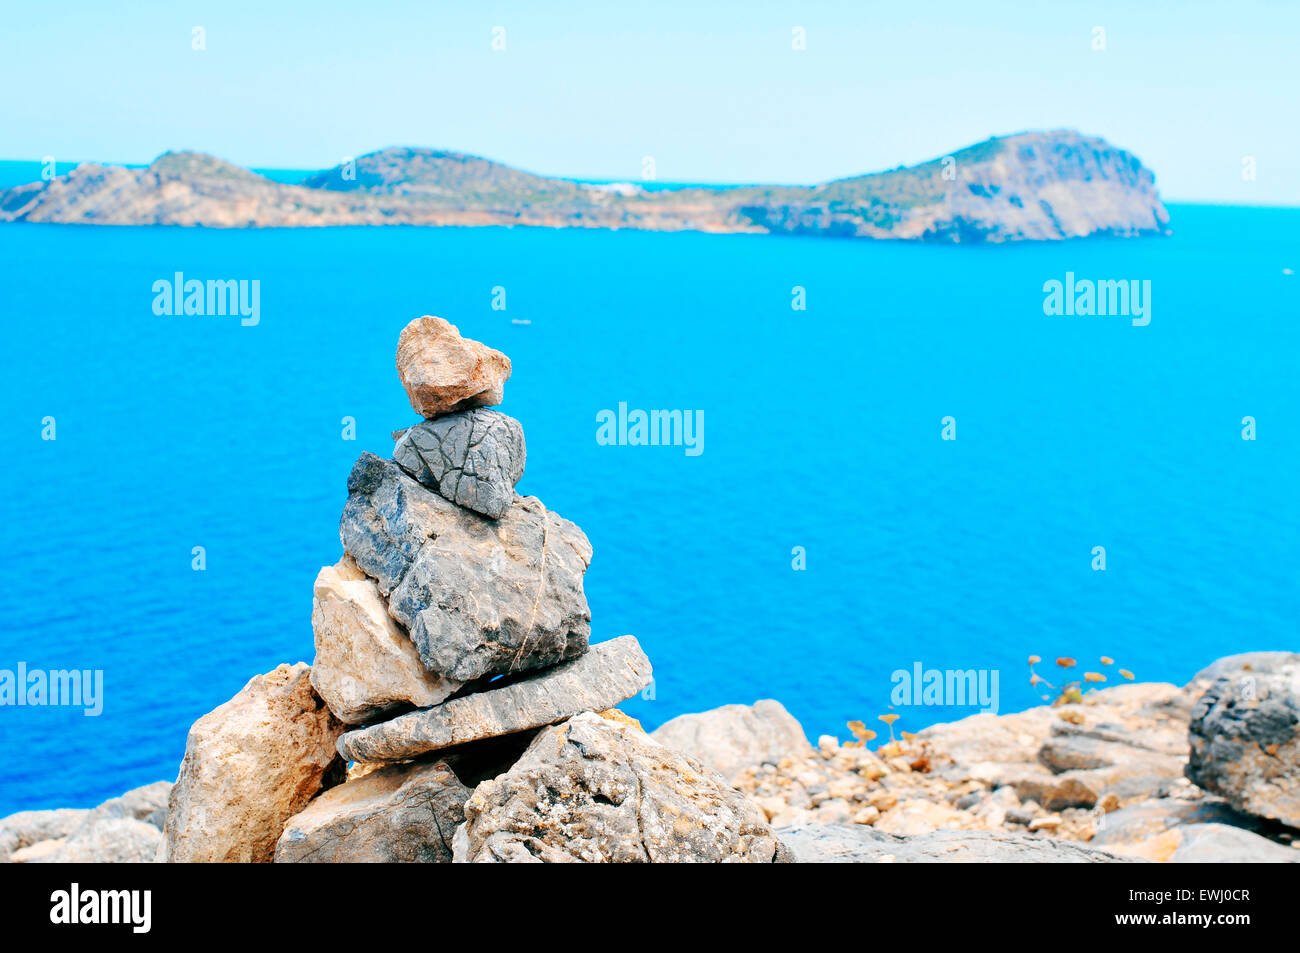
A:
[[309, 316, 653, 752], [151, 315, 785, 863], [293, 317, 654, 835]]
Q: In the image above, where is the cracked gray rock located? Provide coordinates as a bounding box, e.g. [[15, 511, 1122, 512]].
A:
[[1186, 655, 1300, 827], [339, 635, 652, 762], [394, 408, 525, 519], [453, 711, 789, 863], [274, 760, 471, 863], [339, 453, 592, 683]]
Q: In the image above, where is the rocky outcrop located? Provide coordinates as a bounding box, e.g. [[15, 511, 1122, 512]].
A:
[[0, 133, 1170, 243], [0, 808, 88, 862], [393, 407, 525, 519], [1185, 653, 1299, 827], [159, 663, 345, 863], [339, 636, 652, 762], [274, 761, 470, 863], [922, 683, 1191, 812], [453, 712, 788, 863], [395, 316, 511, 419], [5, 782, 171, 864], [651, 699, 812, 783], [33, 819, 162, 863], [340, 453, 593, 683], [777, 824, 1133, 863], [1089, 799, 1295, 862], [716, 673, 1300, 862], [310, 556, 459, 724], [1156, 824, 1298, 863]]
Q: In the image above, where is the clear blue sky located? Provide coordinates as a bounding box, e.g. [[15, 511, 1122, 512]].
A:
[[2, 0, 1296, 203]]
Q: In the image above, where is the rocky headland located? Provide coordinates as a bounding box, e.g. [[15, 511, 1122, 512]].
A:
[[3, 322, 1292, 864], [0, 130, 1170, 242]]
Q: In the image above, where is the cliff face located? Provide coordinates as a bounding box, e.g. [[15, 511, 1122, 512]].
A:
[[736, 131, 1170, 240], [0, 131, 1170, 242]]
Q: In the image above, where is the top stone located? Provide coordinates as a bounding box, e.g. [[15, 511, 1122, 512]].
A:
[[397, 316, 512, 418]]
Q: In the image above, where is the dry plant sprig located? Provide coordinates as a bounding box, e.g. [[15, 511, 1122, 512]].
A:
[[1028, 653, 1136, 705]]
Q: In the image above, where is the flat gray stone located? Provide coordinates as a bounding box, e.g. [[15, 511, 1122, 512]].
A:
[[274, 760, 471, 863], [394, 409, 525, 519], [339, 635, 652, 762], [776, 824, 1136, 863], [340, 453, 593, 682], [1038, 735, 1185, 775]]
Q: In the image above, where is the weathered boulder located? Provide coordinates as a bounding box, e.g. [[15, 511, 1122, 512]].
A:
[[340, 453, 592, 683], [1097, 819, 1298, 863], [23, 818, 162, 863], [275, 760, 470, 863], [79, 780, 172, 830], [6, 780, 174, 863], [1092, 795, 1274, 847], [1186, 655, 1300, 826], [651, 699, 812, 782], [160, 663, 345, 863], [1164, 823, 1298, 863], [1187, 652, 1300, 688], [453, 711, 788, 863], [310, 556, 459, 724], [394, 409, 525, 519], [775, 824, 1135, 863], [1, 781, 172, 863], [396, 315, 511, 418], [0, 808, 88, 862], [339, 635, 652, 762]]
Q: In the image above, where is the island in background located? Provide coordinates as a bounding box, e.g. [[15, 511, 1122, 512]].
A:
[[0, 129, 1169, 242]]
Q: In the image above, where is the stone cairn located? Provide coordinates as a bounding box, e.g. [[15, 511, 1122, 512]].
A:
[[153, 316, 786, 863]]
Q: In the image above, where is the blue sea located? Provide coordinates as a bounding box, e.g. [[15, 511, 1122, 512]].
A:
[[1, 202, 1297, 816]]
